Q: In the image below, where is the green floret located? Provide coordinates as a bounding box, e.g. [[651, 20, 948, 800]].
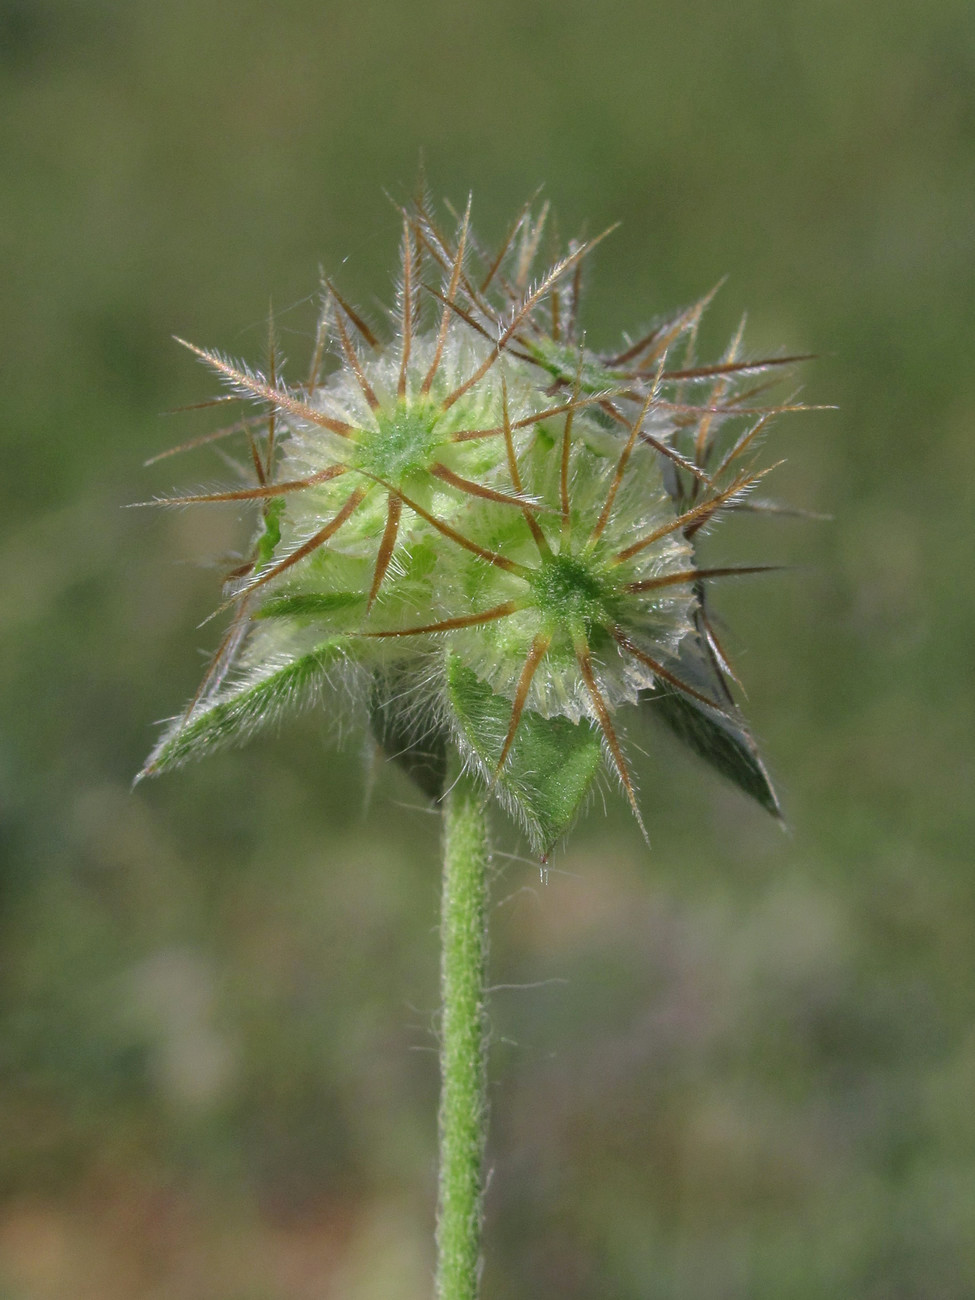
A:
[[355, 402, 441, 483], [529, 553, 614, 638]]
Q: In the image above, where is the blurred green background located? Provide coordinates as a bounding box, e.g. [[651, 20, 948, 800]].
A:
[[2, 0, 974, 1295]]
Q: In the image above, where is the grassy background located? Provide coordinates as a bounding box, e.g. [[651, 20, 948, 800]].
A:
[[2, 0, 974, 1295]]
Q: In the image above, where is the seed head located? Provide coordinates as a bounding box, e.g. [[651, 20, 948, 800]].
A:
[[139, 193, 815, 853]]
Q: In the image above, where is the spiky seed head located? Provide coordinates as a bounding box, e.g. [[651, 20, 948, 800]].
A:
[[140, 195, 811, 852]]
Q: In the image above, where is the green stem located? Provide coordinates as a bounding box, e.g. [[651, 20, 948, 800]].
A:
[[436, 768, 490, 1300]]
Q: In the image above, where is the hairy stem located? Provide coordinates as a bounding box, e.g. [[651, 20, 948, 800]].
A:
[[436, 768, 490, 1300]]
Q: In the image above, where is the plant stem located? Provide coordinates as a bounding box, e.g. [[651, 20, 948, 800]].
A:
[[436, 768, 490, 1300]]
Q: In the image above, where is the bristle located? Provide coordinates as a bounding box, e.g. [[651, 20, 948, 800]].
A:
[[560, 347, 585, 544], [693, 314, 747, 469], [142, 465, 347, 508], [360, 601, 522, 639], [614, 468, 769, 562], [495, 634, 552, 773], [611, 628, 728, 712], [398, 217, 415, 399], [501, 375, 552, 558], [421, 194, 471, 396], [514, 200, 549, 293], [174, 338, 355, 438], [144, 413, 267, 466], [589, 387, 657, 548], [430, 462, 537, 509], [480, 193, 540, 294], [624, 565, 782, 595], [367, 493, 402, 610], [574, 640, 648, 845], [325, 280, 380, 350]]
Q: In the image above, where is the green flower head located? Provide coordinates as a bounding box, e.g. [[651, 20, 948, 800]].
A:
[[140, 194, 813, 854]]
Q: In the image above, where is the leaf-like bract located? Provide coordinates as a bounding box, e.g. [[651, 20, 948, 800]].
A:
[[141, 638, 350, 777], [642, 638, 781, 817]]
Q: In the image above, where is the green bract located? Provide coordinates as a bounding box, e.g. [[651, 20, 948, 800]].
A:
[[141, 196, 807, 853]]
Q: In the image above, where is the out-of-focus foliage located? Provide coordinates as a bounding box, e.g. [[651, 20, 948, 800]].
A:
[[1, 0, 973, 1295]]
